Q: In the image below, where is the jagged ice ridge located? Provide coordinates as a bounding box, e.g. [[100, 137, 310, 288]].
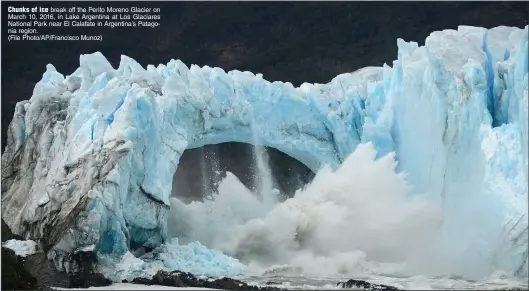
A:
[[1, 25, 528, 280]]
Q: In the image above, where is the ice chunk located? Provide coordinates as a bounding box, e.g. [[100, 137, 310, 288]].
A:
[[98, 239, 245, 282], [2, 239, 38, 257]]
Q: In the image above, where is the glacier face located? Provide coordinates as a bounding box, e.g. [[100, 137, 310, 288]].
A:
[[1, 25, 527, 279]]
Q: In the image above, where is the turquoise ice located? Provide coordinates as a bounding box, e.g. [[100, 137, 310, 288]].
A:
[[1, 25, 527, 280]]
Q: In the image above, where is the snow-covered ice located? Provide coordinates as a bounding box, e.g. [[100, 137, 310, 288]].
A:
[[2, 239, 38, 257], [1, 25, 527, 281]]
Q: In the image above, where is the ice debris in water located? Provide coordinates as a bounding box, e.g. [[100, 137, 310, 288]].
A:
[[158, 239, 247, 277], [99, 239, 246, 282]]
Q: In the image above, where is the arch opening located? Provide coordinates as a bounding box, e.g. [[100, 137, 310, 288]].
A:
[[172, 142, 315, 203]]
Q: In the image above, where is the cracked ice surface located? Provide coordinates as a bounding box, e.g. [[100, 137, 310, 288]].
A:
[[1, 25, 527, 278]]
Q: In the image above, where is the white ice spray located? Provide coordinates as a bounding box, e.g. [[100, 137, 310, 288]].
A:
[[168, 141, 527, 280], [169, 143, 442, 276], [250, 118, 278, 207]]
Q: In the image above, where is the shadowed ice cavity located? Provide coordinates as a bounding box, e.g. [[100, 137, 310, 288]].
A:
[[172, 142, 315, 204]]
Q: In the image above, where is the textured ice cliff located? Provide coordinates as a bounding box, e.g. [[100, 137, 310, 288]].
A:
[[1, 25, 527, 278]]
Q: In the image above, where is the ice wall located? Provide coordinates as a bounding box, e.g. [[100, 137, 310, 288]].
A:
[[1, 25, 527, 276]]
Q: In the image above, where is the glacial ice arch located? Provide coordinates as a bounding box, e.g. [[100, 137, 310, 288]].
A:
[[2, 51, 370, 258], [93, 54, 363, 252], [1, 25, 527, 277]]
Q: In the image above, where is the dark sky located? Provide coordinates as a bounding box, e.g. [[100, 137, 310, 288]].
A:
[[2, 1, 528, 151]]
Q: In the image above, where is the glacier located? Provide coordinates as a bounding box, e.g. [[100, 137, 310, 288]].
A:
[[1, 25, 527, 280]]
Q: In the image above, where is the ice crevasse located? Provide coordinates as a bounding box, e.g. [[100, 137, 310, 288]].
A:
[[1, 25, 528, 279]]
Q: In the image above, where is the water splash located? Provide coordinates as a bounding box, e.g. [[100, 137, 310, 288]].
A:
[[250, 118, 277, 204], [199, 147, 210, 199], [167, 142, 527, 280]]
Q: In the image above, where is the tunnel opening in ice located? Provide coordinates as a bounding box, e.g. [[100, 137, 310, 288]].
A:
[[164, 141, 316, 261], [172, 142, 315, 203]]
